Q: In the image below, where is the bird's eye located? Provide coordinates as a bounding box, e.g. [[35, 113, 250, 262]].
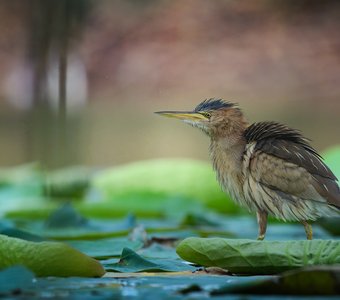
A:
[[202, 112, 211, 118]]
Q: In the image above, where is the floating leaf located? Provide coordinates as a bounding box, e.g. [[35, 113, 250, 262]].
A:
[[44, 166, 92, 199], [5, 195, 206, 220], [180, 212, 222, 227], [0, 266, 34, 298], [45, 202, 88, 228], [17, 214, 137, 240], [138, 244, 180, 260], [0, 164, 47, 217], [212, 266, 340, 295], [106, 248, 195, 272], [4, 204, 57, 220], [0, 266, 35, 293], [85, 194, 207, 219], [67, 237, 144, 259], [92, 159, 241, 214], [318, 217, 340, 236], [176, 237, 340, 275], [0, 163, 42, 190], [0, 234, 105, 277], [0, 227, 45, 242]]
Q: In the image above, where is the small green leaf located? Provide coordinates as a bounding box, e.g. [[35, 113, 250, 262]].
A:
[[176, 237, 340, 275], [0, 234, 105, 277], [106, 247, 195, 272]]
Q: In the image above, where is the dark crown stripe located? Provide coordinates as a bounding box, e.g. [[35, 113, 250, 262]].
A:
[[194, 98, 235, 112]]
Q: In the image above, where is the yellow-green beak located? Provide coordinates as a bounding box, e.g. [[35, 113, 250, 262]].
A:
[[154, 111, 207, 121]]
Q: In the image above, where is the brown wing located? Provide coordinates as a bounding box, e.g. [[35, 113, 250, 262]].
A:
[[244, 122, 340, 209]]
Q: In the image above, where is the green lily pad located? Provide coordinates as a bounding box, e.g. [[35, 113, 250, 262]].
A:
[[180, 212, 223, 227], [19, 221, 131, 240], [67, 237, 144, 259], [0, 234, 105, 277], [318, 217, 340, 236], [0, 163, 43, 190], [80, 194, 206, 219], [212, 266, 340, 295], [45, 202, 88, 228], [5, 195, 206, 220], [92, 159, 241, 214], [44, 166, 92, 199], [106, 247, 195, 273], [0, 227, 46, 242], [138, 244, 180, 260], [0, 266, 35, 293], [4, 203, 58, 220], [0, 165, 48, 217], [176, 237, 340, 275], [16, 209, 136, 240]]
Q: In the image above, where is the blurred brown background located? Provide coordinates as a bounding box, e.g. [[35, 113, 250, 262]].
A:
[[0, 0, 339, 168]]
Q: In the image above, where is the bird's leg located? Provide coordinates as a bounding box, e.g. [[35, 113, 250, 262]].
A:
[[301, 221, 313, 240], [256, 210, 268, 240]]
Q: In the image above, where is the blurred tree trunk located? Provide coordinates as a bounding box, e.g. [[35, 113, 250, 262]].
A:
[[25, 0, 90, 168]]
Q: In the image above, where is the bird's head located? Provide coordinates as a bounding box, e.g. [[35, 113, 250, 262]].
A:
[[155, 98, 246, 138]]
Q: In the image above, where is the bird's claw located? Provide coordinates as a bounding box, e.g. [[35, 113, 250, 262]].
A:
[[257, 235, 265, 241]]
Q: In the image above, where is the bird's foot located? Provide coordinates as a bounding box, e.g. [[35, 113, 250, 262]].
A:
[[256, 211, 267, 241], [257, 234, 265, 241], [301, 221, 313, 240]]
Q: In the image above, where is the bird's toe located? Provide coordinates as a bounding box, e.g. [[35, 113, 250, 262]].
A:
[[257, 235, 265, 241]]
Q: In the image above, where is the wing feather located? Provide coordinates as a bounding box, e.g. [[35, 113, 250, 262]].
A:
[[244, 122, 340, 210]]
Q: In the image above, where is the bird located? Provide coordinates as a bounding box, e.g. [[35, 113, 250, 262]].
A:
[[155, 98, 340, 240]]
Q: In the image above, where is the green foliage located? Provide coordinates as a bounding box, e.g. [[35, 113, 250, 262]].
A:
[[93, 159, 241, 214], [323, 145, 340, 179], [44, 167, 92, 199], [45, 202, 88, 228], [68, 238, 144, 259], [78, 194, 206, 219], [0, 160, 243, 219], [0, 227, 46, 242], [212, 266, 340, 295], [0, 159, 339, 297], [0, 163, 43, 190], [318, 217, 340, 236], [0, 164, 50, 218], [176, 237, 340, 275], [0, 234, 105, 277]]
